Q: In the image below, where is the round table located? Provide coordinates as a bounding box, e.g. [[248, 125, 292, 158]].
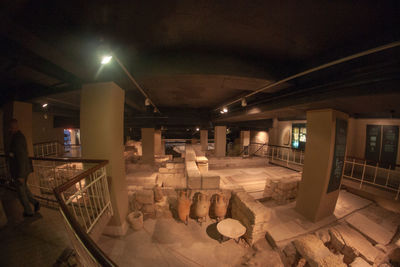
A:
[[217, 218, 246, 243]]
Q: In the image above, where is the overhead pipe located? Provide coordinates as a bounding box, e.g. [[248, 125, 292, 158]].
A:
[[215, 40, 400, 111], [113, 55, 161, 113]]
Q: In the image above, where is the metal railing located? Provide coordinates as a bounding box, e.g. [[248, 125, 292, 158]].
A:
[[54, 159, 116, 266], [33, 141, 62, 157], [266, 144, 305, 166], [0, 154, 116, 266], [342, 157, 400, 200]]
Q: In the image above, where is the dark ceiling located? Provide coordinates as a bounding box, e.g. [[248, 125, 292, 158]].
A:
[[1, 0, 399, 130]]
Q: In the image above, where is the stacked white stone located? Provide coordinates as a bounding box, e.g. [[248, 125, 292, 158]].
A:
[[231, 191, 270, 244]]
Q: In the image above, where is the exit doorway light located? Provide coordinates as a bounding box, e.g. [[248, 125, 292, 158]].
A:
[[101, 55, 112, 64]]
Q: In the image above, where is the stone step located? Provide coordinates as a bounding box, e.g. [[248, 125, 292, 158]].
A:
[[345, 213, 394, 245]]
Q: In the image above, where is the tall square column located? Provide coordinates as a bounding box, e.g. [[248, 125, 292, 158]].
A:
[[154, 129, 162, 156], [214, 126, 226, 157], [200, 129, 208, 151], [141, 128, 155, 163], [296, 109, 348, 222], [81, 82, 128, 235], [240, 130, 250, 154]]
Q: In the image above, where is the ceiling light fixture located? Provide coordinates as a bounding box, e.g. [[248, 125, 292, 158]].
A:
[[223, 107, 228, 113], [42, 103, 48, 108], [196, 127, 200, 131], [145, 98, 151, 106], [101, 55, 112, 65], [241, 98, 247, 107]]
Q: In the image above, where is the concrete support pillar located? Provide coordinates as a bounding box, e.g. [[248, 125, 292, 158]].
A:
[[141, 128, 155, 163], [269, 118, 279, 145], [200, 130, 208, 151], [214, 126, 226, 157], [2, 101, 33, 156], [240, 130, 250, 153], [80, 82, 128, 236], [154, 129, 162, 156], [296, 109, 348, 222]]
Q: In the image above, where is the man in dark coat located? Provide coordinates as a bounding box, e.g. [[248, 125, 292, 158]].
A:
[[8, 119, 40, 216]]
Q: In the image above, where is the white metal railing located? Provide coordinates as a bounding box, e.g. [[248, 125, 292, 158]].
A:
[[342, 157, 400, 200], [33, 141, 61, 157], [29, 160, 88, 202], [60, 166, 113, 233], [266, 145, 305, 166]]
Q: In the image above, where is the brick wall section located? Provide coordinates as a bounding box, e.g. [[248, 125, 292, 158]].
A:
[[231, 191, 271, 245]]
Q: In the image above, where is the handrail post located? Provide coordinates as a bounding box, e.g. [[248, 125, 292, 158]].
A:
[[360, 160, 366, 188], [350, 158, 355, 178], [385, 165, 391, 186], [373, 162, 378, 184]]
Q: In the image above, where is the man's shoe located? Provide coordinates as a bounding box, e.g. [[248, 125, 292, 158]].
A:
[[23, 212, 34, 217], [34, 202, 40, 213]]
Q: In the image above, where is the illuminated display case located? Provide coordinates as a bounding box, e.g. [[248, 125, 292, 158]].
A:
[[292, 123, 307, 150]]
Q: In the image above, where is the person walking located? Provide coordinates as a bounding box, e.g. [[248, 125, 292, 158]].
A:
[[8, 119, 40, 217]]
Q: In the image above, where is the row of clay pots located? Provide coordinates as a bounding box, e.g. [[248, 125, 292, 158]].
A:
[[177, 191, 227, 225]]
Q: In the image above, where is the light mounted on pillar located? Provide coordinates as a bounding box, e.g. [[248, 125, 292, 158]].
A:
[[241, 98, 247, 107], [101, 55, 112, 65]]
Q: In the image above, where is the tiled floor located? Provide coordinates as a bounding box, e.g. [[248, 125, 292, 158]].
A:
[[0, 188, 71, 267]]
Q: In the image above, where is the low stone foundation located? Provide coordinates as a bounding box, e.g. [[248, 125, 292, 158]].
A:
[[231, 191, 270, 245], [263, 173, 301, 204], [157, 163, 185, 188], [208, 156, 267, 169]]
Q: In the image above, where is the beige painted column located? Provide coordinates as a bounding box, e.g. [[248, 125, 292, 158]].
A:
[[240, 130, 250, 153], [81, 82, 128, 236], [141, 128, 155, 163], [200, 129, 208, 151], [296, 109, 348, 222], [154, 129, 162, 156], [269, 118, 279, 145], [2, 101, 33, 156], [214, 126, 226, 157]]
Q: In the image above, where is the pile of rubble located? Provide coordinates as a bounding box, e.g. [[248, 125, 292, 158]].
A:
[[280, 218, 400, 266]]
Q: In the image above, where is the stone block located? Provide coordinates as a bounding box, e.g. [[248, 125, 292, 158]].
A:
[[329, 224, 383, 265], [202, 174, 220, 189], [346, 213, 394, 245], [197, 163, 209, 173], [293, 234, 346, 267], [350, 257, 371, 267], [136, 189, 154, 204]]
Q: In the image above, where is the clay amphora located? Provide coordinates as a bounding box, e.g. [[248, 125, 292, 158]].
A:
[[213, 193, 227, 221], [194, 193, 209, 221], [153, 184, 163, 202], [177, 191, 191, 224]]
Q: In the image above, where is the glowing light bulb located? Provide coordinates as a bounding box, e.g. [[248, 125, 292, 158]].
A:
[[101, 55, 112, 64]]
